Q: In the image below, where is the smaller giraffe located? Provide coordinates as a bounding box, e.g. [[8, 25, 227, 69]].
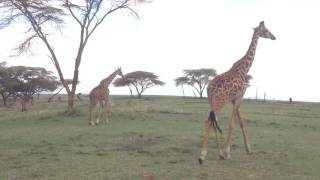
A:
[[88, 68, 123, 126]]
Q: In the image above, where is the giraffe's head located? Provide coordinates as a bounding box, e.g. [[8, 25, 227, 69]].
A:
[[254, 21, 276, 40], [117, 67, 124, 77]]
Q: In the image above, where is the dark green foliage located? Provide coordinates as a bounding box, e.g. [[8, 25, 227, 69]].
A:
[[0, 62, 16, 106], [0, 63, 59, 110]]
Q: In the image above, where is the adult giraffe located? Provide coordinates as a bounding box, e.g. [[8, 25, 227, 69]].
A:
[[88, 68, 123, 126], [198, 21, 276, 164]]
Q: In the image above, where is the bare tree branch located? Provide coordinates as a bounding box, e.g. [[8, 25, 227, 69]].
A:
[[12, 33, 38, 56]]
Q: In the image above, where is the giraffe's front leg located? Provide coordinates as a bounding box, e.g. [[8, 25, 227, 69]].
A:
[[224, 109, 236, 160], [104, 100, 110, 125], [89, 105, 96, 126], [236, 108, 252, 154], [89, 121, 95, 126]]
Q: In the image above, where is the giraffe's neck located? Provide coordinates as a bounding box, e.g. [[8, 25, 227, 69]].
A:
[[231, 30, 260, 75], [100, 70, 120, 88]]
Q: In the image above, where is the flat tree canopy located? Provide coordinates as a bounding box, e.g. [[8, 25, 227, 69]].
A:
[[113, 71, 164, 98], [8, 66, 58, 97], [0, 63, 59, 110], [175, 68, 217, 98]]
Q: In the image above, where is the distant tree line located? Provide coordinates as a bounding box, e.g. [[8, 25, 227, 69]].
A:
[[114, 68, 252, 99], [0, 64, 253, 110], [0, 62, 58, 111]]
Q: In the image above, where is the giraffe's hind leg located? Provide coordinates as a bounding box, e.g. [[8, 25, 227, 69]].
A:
[[198, 118, 212, 164], [224, 107, 236, 160], [213, 122, 224, 160], [95, 100, 105, 125], [198, 113, 224, 164], [89, 104, 96, 126]]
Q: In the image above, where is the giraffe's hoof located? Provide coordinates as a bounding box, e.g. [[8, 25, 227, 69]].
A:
[[218, 153, 231, 160], [224, 153, 231, 160], [246, 147, 252, 155], [219, 154, 225, 160], [198, 158, 203, 165]]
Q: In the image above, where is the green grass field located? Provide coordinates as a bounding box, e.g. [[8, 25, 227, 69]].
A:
[[0, 96, 319, 180]]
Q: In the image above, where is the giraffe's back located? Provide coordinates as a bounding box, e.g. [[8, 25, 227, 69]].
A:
[[207, 72, 246, 112], [89, 86, 109, 103]]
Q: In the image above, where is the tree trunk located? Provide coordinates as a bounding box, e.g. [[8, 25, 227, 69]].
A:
[[20, 96, 29, 112], [1, 93, 8, 107], [181, 85, 185, 98], [3, 97, 8, 107], [128, 86, 133, 97], [67, 92, 75, 113], [30, 96, 34, 105], [3, 98, 7, 107], [192, 91, 197, 97], [67, 49, 83, 112], [134, 85, 142, 98], [199, 84, 205, 99]]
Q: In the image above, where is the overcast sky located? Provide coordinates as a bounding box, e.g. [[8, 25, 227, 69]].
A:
[[0, 0, 320, 102]]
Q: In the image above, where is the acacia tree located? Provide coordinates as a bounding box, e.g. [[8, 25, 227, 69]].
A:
[[176, 68, 216, 98], [0, 62, 17, 106], [245, 74, 253, 87], [174, 76, 188, 97], [8, 66, 58, 111], [0, 0, 148, 112], [113, 71, 164, 98], [112, 76, 133, 97]]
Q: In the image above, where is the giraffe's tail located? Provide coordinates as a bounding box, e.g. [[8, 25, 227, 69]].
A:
[[209, 111, 222, 134]]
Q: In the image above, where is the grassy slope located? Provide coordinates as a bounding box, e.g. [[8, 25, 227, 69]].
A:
[[0, 96, 319, 180]]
